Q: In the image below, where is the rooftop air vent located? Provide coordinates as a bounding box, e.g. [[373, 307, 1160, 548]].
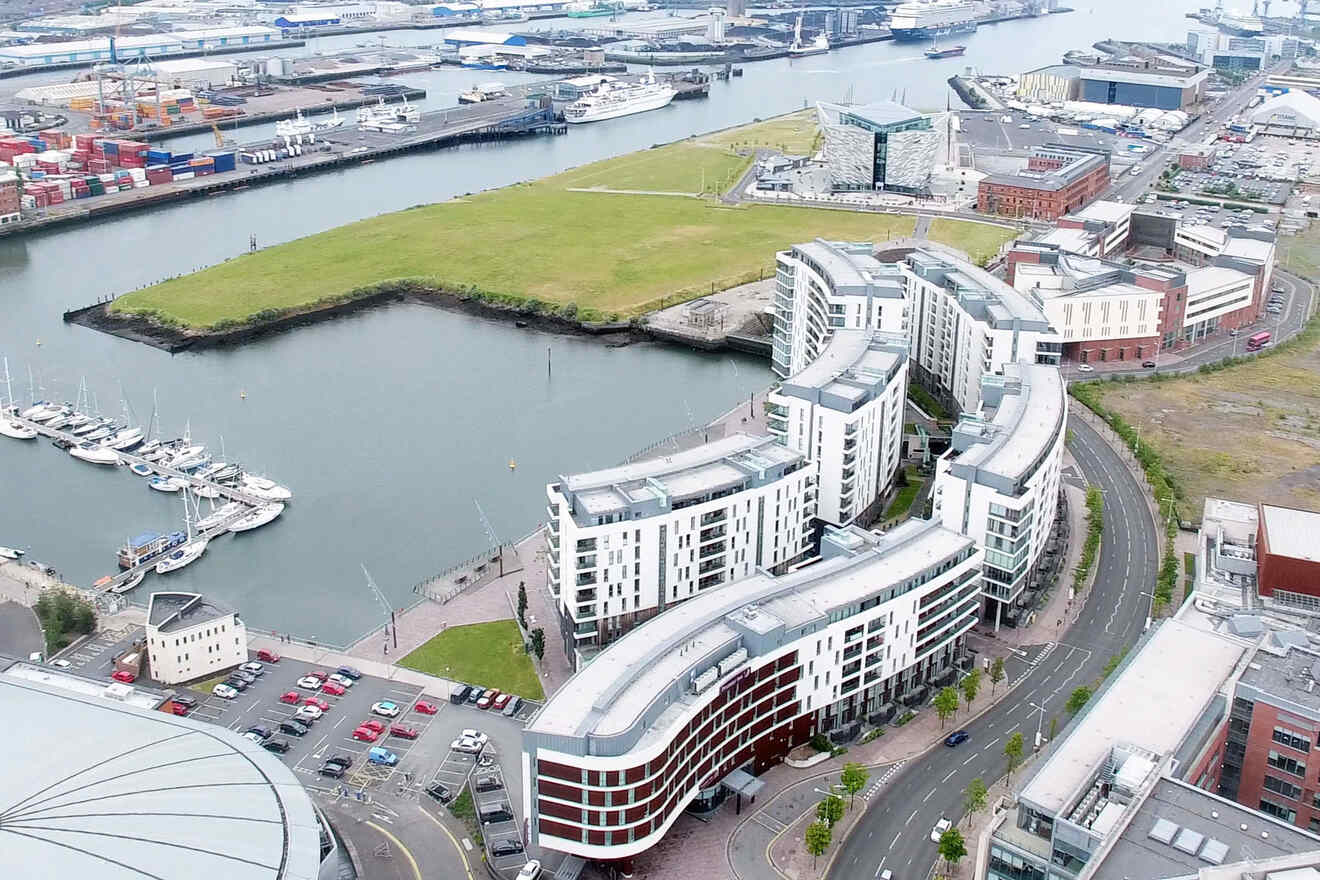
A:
[[1149, 819, 1179, 845], [1199, 839, 1229, 865], [1172, 828, 1204, 856]]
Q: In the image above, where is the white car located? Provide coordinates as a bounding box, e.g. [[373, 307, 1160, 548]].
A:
[[213, 683, 238, 699], [451, 736, 485, 754], [328, 673, 356, 688], [296, 675, 323, 690], [370, 700, 400, 718], [931, 817, 952, 843], [296, 704, 323, 721], [242, 731, 264, 744], [241, 661, 265, 674], [460, 728, 489, 747], [517, 861, 542, 880], [1077, 364, 1095, 373]]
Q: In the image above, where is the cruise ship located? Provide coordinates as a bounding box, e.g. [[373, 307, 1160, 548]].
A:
[[888, 0, 984, 41], [563, 73, 676, 124]]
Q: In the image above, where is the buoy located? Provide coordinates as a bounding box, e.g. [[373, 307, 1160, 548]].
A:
[[509, 459, 517, 471], [240, 390, 247, 399]]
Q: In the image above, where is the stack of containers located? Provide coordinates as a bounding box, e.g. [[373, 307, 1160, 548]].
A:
[[145, 165, 173, 185], [115, 141, 149, 168], [70, 176, 90, 199], [0, 136, 36, 164], [34, 150, 70, 174], [100, 138, 119, 165], [207, 151, 236, 173], [168, 152, 194, 179], [113, 169, 134, 191], [145, 148, 171, 165], [84, 174, 105, 197], [188, 156, 215, 177]]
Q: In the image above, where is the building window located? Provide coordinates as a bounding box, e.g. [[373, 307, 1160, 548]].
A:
[[1258, 799, 1297, 824], [1273, 726, 1311, 753], [1267, 751, 1306, 777], [1263, 775, 1303, 800]]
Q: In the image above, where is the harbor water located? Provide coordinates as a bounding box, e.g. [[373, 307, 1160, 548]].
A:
[[0, 0, 1219, 641]]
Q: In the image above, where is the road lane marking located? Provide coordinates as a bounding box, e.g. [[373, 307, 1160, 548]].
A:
[[891, 832, 901, 848], [906, 809, 918, 826], [963, 754, 977, 765], [923, 788, 936, 803], [942, 769, 957, 783]]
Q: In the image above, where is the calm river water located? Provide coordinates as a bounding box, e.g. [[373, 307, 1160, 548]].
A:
[[0, 0, 1223, 641]]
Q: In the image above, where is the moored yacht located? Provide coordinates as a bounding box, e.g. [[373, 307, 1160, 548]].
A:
[[229, 503, 285, 533], [70, 441, 118, 466]]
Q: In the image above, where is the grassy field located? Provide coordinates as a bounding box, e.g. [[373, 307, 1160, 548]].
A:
[[927, 218, 1015, 265], [112, 110, 1009, 329], [398, 619, 544, 700], [699, 109, 821, 155]]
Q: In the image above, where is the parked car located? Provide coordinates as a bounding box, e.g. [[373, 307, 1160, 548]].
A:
[[230, 669, 257, 684], [492, 693, 512, 711], [475, 775, 503, 793], [477, 689, 500, 710], [296, 675, 323, 690], [361, 718, 387, 734], [279, 690, 301, 705], [325, 754, 354, 768], [171, 694, 197, 708], [279, 720, 310, 737], [367, 746, 399, 766], [389, 725, 419, 740], [262, 738, 291, 754], [1142, 360, 1157, 369], [460, 728, 489, 746], [371, 700, 401, 718], [931, 818, 952, 843], [353, 726, 380, 743], [1076, 363, 1094, 373], [426, 782, 453, 804], [944, 730, 969, 747], [246, 725, 274, 741], [517, 862, 542, 880], [303, 696, 330, 711], [223, 677, 249, 691], [169, 701, 192, 716], [319, 763, 346, 778], [492, 839, 524, 857], [295, 705, 323, 722], [111, 670, 136, 684], [467, 687, 486, 705], [335, 665, 363, 680], [327, 673, 355, 689], [451, 735, 484, 754], [502, 696, 523, 717], [320, 681, 346, 696], [451, 684, 473, 704], [213, 683, 238, 699], [415, 700, 439, 715], [240, 661, 265, 675], [256, 649, 280, 663], [480, 802, 514, 824]]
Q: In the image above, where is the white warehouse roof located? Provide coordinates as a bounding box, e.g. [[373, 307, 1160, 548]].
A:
[[1250, 89, 1320, 129]]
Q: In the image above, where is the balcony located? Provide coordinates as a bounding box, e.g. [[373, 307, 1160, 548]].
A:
[[574, 622, 597, 638], [547, 531, 559, 551], [699, 571, 725, 591], [575, 572, 598, 587], [841, 467, 856, 483], [843, 435, 857, 451], [698, 557, 725, 575], [699, 540, 727, 560], [547, 517, 559, 535], [576, 538, 598, 553], [701, 509, 728, 527], [575, 588, 597, 604], [843, 643, 863, 662], [700, 525, 727, 544], [844, 423, 858, 437], [577, 554, 597, 571]]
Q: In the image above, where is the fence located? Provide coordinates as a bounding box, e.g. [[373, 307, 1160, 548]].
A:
[[412, 541, 518, 605], [620, 421, 727, 465]]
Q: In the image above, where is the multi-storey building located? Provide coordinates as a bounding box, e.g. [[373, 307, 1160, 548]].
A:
[[0, 170, 20, 226], [903, 248, 1060, 413], [815, 100, 944, 193], [144, 591, 247, 685], [770, 239, 909, 378], [977, 145, 1112, 221], [932, 363, 1066, 627], [546, 433, 815, 665], [524, 518, 980, 866], [1256, 503, 1320, 607], [766, 330, 909, 527], [1036, 200, 1136, 258], [1078, 58, 1210, 109]]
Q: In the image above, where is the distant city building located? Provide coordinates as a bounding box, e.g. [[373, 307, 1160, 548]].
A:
[[1016, 63, 1082, 104], [1256, 503, 1320, 607], [1177, 143, 1218, 170], [0, 170, 20, 226], [144, 591, 247, 685], [1249, 90, 1320, 135], [977, 144, 1112, 221], [933, 363, 1066, 627], [545, 434, 815, 665], [816, 100, 945, 194], [526, 518, 981, 864], [726, 0, 746, 18], [766, 330, 909, 527], [1187, 25, 1297, 70], [1039, 199, 1136, 258], [0, 27, 281, 67], [1078, 58, 1210, 109]]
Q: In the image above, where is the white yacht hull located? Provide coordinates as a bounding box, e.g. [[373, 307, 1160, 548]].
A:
[[565, 89, 675, 123], [229, 503, 285, 533], [111, 569, 145, 594], [155, 539, 208, 574], [70, 445, 119, 466], [0, 546, 22, 560], [0, 419, 37, 440]]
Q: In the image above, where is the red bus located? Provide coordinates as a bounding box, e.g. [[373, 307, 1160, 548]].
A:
[[1246, 331, 1272, 352]]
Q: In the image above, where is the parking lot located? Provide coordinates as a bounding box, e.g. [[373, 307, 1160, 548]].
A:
[[959, 109, 1133, 156], [1163, 135, 1318, 205], [1142, 196, 1278, 230]]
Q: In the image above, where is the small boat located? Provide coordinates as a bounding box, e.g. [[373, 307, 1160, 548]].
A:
[[82, 422, 118, 442], [129, 462, 154, 477], [29, 405, 69, 424], [103, 426, 144, 451], [229, 503, 285, 533], [137, 439, 160, 457], [141, 447, 172, 463], [70, 441, 119, 466], [72, 418, 110, 437], [169, 445, 208, 471], [148, 476, 188, 493], [113, 569, 146, 593], [0, 418, 36, 440], [155, 538, 208, 574], [196, 501, 244, 531], [20, 401, 57, 420], [0, 546, 23, 560], [118, 531, 185, 569], [50, 437, 74, 450], [240, 474, 293, 502], [44, 409, 77, 429], [199, 461, 241, 483], [924, 42, 966, 59], [63, 412, 91, 430]]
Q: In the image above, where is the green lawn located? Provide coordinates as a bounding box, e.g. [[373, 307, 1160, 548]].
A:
[[398, 620, 544, 701], [883, 470, 925, 522], [927, 218, 1017, 265], [699, 108, 821, 155], [556, 142, 750, 194]]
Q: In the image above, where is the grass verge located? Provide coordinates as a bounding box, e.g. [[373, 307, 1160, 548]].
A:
[[448, 789, 484, 848], [927, 217, 1016, 265], [883, 468, 924, 522], [1073, 487, 1103, 592], [399, 620, 544, 701]]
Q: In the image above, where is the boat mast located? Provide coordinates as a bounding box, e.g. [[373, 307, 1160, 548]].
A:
[[2, 358, 13, 412]]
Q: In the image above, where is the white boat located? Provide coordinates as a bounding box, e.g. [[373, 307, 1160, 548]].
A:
[[229, 503, 285, 533], [82, 422, 118, 442], [20, 402, 57, 420], [129, 462, 154, 477], [155, 538, 207, 573], [564, 72, 676, 124], [63, 412, 91, 430], [29, 405, 69, 424], [240, 474, 293, 501], [788, 14, 830, 56], [0, 546, 23, 560], [196, 501, 245, 531], [45, 409, 78, 429], [193, 484, 220, 499], [148, 476, 188, 493], [103, 426, 145, 451], [73, 418, 110, 437], [169, 445, 208, 470], [459, 82, 508, 104], [888, 0, 983, 40], [70, 441, 119, 466], [275, 107, 343, 140], [0, 419, 37, 439], [110, 569, 145, 594], [356, 97, 421, 130]]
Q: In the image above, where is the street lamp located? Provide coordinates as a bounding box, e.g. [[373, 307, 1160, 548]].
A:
[[1138, 590, 1158, 632], [1028, 701, 1048, 750]]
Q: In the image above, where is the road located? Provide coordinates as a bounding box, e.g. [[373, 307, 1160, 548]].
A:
[[826, 414, 1160, 880]]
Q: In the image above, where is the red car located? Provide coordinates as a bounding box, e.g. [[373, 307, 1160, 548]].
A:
[[321, 681, 346, 696], [256, 649, 281, 663], [111, 670, 136, 684], [389, 724, 419, 740], [351, 726, 379, 743], [492, 693, 512, 711], [309, 670, 330, 681], [477, 689, 500, 710], [279, 691, 301, 705], [169, 702, 191, 716], [361, 718, 386, 734], [303, 696, 331, 711], [414, 700, 439, 715]]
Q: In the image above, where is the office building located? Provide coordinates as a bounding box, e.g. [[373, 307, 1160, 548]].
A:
[[526, 518, 980, 865], [816, 100, 945, 193], [1256, 503, 1320, 608], [767, 330, 909, 527], [1039, 200, 1136, 259], [546, 434, 815, 665], [933, 363, 1066, 626], [1187, 25, 1299, 70], [977, 144, 1112, 221], [144, 591, 247, 685], [1078, 59, 1210, 110]]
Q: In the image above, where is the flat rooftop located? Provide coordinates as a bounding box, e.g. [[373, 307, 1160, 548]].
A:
[[788, 239, 905, 297], [1260, 503, 1320, 561], [147, 591, 236, 633], [948, 363, 1065, 485], [1187, 263, 1254, 290], [1222, 234, 1276, 263], [1069, 199, 1135, 224], [1079, 65, 1210, 89], [777, 330, 907, 410], [529, 519, 972, 744], [1018, 618, 1248, 817], [1238, 644, 1320, 719], [907, 246, 1052, 328], [983, 150, 1108, 193]]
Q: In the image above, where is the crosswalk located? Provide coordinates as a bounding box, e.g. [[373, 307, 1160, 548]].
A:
[[862, 759, 906, 803]]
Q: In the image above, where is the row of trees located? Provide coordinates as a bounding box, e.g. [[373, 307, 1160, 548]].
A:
[[34, 589, 96, 656], [804, 763, 871, 867], [517, 583, 546, 661], [933, 659, 1007, 730]]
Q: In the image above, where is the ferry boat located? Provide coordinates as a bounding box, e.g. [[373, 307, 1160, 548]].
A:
[[788, 14, 830, 57], [274, 108, 343, 140], [924, 42, 967, 58], [888, 0, 984, 41], [459, 82, 509, 104], [356, 97, 421, 130], [117, 531, 185, 570], [564, 73, 676, 124]]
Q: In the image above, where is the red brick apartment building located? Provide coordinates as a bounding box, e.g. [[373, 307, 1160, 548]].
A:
[[977, 144, 1112, 221]]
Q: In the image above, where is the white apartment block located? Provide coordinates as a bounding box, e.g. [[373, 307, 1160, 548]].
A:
[[771, 240, 909, 378], [1010, 249, 1170, 347], [546, 433, 815, 665], [144, 592, 247, 685], [1184, 264, 1256, 335], [904, 248, 1061, 413], [932, 363, 1067, 628], [766, 329, 909, 527]]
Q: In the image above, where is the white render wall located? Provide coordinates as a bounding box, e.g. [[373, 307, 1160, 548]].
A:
[[146, 613, 247, 685]]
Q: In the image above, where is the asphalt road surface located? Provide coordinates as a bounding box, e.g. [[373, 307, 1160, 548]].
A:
[[828, 415, 1160, 880]]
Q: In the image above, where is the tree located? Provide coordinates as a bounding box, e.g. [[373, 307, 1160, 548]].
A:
[[1004, 732, 1025, 781], [840, 763, 869, 809], [990, 656, 1005, 695], [960, 668, 981, 712], [963, 777, 988, 825], [529, 627, 545, 662], [1066, 686, 1093, 715], [817, 793, 844, 828], [938, 827, 968, 871], [517, 581, 528, 626], [805, 820, 831, 868], [934, 686, 960, 729]]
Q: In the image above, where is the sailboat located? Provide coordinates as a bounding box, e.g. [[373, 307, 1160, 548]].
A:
[[101, 392, 144, 451], [228, 502, 284, 533], [788, 13, 830, 57], [0, 359, 37, 440], [156, 491, 208, 574], [239, 473, 293, 502], [136, 390, 162, 458], [197, 499, 245, 532], [167, 421, 208, 471]]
